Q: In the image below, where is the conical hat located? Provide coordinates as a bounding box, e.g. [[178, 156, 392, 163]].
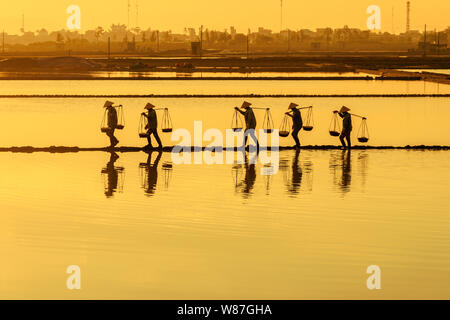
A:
[[340, 106, 350, 113], [289, 102, 299, 109], [145, 103, 156, 109], [241, 101, 252, 109], [104, 100, 114, 108]]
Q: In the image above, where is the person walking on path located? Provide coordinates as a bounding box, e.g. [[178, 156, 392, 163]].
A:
[[285, 102, 303, 148], [334, 106, 353, 149], [142, 102, 163, 150], [235, 101, 259, 150], [104, 100, 119, 147]]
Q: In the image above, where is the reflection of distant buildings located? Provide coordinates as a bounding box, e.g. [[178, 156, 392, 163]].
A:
[[139, 151, 173, 196], [101, 152, 125, 198]]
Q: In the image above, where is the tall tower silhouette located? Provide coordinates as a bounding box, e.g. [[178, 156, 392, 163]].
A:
[[127, 0, 131, 29], [136, 0, 139, 28], [280, 0, 283, 31], [406, 1, 411, 32]]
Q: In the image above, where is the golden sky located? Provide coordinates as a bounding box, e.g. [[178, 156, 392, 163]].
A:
[[0, 0, 448, 34]]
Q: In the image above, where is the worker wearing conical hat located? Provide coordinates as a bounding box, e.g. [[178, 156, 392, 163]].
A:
[[235, 101, 259, 149], [103, 100, 119, 147], [285, 102, 303, 148], [334, 106, 353, 149], [142, 102, 162, 149]]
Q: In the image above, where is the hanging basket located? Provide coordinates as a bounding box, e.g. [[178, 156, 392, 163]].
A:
[[100, 109, 110, 133], [162, 108, 173, 133], [138, 113, 149, 138], [115, 105, 125, 130], [279, 114, 291, 137], [329, 112, 341, 137], [263, 108, 274, 134], [231, 109, 244, 132], [302, 107, 314, 131], [357, 118, 370, 143]]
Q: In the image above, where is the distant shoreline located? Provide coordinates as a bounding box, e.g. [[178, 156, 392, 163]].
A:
[[0, 76, 419, 81]]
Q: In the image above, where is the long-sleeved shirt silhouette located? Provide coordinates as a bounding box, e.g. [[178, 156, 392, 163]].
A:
[[146, 108, 158, 129], [291, 108, 303, 129], [338, 112, 352, 132], [107, 106, 118, 129], [237, 108, 257, 129]]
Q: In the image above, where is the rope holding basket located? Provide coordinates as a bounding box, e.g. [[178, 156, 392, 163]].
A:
[[231, 109, 244, 132], [100, 109, 109, 133], [357, 118, 370, 143], [263, 108, 275, 134], [279, 114, 291, 137], [302, 106, 314, 131], [116, 105, 125, 130], [329, 112, 341, 137], [138, 113, 149, 138]]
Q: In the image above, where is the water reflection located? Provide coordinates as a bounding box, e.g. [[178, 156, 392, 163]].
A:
[[242, 155, 257, 198], [98, 150, 369, 198], [232, 151, 258, 198], [161, 161, 173, 190], [139, 151, 162, 196], [280, 149, 314, 195], [357, 152, 369, 188], [139, 151, 173, 196], [329, 150, 352, 193], [101, 152, 125, 198], [289, 149, 303, 194]]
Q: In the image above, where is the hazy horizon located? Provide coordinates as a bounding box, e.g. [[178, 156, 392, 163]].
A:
[[0, 0, 448, 34]]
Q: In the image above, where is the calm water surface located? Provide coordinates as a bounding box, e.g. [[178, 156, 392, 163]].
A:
[[0, 79, 448, 95], [0, 97, 449, 147], [1, 80, 449, 299], [0, 149, 449, 299]]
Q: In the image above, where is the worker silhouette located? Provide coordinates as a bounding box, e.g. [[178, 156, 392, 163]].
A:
[[334, 106, 352, 149], [288, 148, 303, 194], [142, 103, 163, 150], [235, 101, 259, 150], [285, 102, 303, 148], [103, 100, 119, 147], [143, 151, 162, 196], [102, 152, 120, 198]]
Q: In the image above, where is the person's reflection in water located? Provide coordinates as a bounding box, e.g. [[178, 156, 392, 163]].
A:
[[102, 152, 120, 198], [329, 150, 352, 193], [144, 151, 163, 196], [341, 150, 352, 190], [288, 149, 303, 195], [357, 151, 369, 188], [240, 150, 257, 198]]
